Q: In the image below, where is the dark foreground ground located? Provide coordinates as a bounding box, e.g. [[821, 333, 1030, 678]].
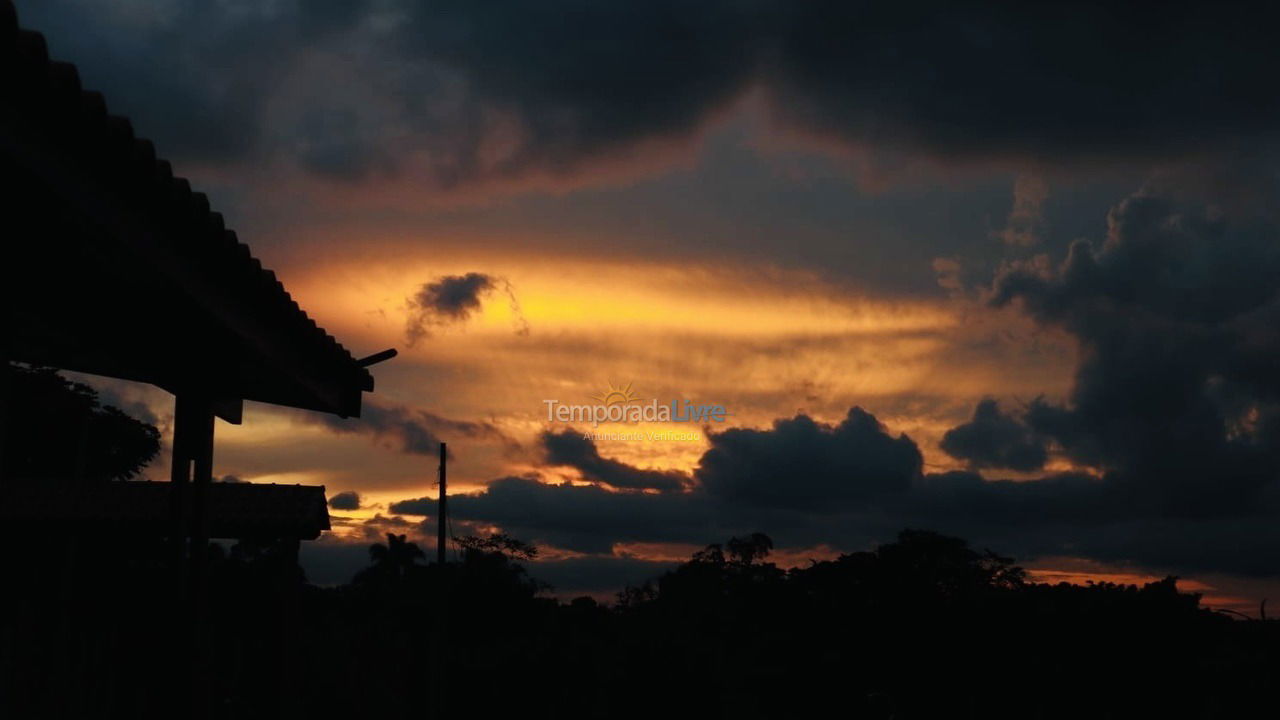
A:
[[1, 530, 1276, 719]]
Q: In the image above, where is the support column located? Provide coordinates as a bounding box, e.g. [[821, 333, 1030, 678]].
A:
[[169, 395, 194, 574], [188, 400, 214, 599], [169, 393, 215, 719], [0, 335, 10, 707], [0, 328, 9, 489], [189, 398, 214, 720]]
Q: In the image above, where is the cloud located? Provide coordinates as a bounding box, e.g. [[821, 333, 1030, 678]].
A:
[[299, 536, 377, 586], [413, 272, 494, 321], [21, 2, 1280, 193], [696, 407, 922, 511], [405, 272, 527, 345], [542, 430, 687, 492], [940, 398, 1048, 472], [767, 4, 1280, 164], [304, 395, 508, 458], [995, 175, 1048, 246], [328, 491, 362, 511], [392, 476, 717, 554], [988, 185, 1280, 515], [384, 252, 1280, 576]]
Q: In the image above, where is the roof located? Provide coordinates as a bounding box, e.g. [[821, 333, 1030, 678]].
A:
[[4, 480, 332, 540], [0, 1, 376, 418]]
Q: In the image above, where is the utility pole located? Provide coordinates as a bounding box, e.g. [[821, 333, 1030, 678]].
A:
[[435, 441, 448, 718], [437, 442, 447, 564]]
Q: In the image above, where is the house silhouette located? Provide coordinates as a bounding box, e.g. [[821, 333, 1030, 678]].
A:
[[0, 2, 393, 714]]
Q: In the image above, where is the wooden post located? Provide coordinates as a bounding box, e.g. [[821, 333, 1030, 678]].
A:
[[168, 393, 214, 718], [166, 393, 193, 714], [188, 397, 214, 720], [188, 400, 214, 596], [0, 352, 8, 720], [437, 442, 447, 564], [169, 395, 194, 575], [0, 334, 9, 489]]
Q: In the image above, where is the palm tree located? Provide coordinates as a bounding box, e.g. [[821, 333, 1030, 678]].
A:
[[366, 533, 425, 582]]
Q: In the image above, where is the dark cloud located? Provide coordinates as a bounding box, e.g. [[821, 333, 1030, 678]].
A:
[[542, 431, 687, 492], [389, 0, 759, 186], [392, 398, 1280, 580], [413, 273, 495, 322], [299, 537, 376, 586], [358, 513, 414, 542], [995, 175, 1048, 246], [940, 399, 1049, 472], [767, 3, 1280, 164], [328, 491, 362, 511], [392, 476, 717, 554], [306, 395, 508, 458], [14, 0, 292, 163], [363, 513, 411, 527], [19, 2, 1280, 189], [989, 187, 1280, 515], [405, 273, 527, 345], [696, 407, 922, 511]]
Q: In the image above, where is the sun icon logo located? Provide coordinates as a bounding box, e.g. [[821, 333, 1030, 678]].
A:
[[592, 381, 640, 405]]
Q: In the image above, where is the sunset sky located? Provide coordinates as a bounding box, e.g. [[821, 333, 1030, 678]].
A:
[[20, 1, 1280, 609]]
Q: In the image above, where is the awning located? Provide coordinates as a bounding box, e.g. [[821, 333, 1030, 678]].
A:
[[1, 3, 374, 419]]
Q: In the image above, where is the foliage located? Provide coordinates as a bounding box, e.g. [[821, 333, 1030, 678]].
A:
[[454, 532, 539, 561], [4, 364, 160, 481]]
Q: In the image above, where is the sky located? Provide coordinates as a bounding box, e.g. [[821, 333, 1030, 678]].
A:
[[18, 1, 1280, 609]]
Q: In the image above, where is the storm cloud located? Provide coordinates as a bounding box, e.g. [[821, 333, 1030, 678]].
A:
[[940, 399, 1049, 472], [989, 184, 1280, 516], [696, 407, 923, 511], [18, 1, 1280, 190], [392, 476, 716, 554]]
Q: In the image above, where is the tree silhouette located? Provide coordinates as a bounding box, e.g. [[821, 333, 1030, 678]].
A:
[[454, 532, 538, 562], [726, 532, 773, 565], [4, 364, 160, 482], [355, 533, 425, 585]]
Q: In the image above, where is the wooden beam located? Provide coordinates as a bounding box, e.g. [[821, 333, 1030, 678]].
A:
[[211, 396, 242, 425]]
